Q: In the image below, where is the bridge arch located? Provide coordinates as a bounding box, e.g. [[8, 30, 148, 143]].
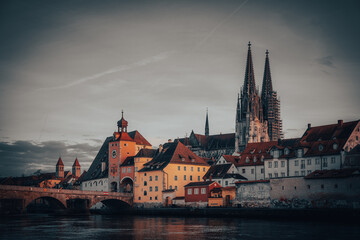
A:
[[120, 177, 133, 193], [26, 196, 66, 212]]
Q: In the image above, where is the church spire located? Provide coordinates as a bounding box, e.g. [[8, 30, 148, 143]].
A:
[[261, 49, 273, 103], [243, 41, 256, 96], [205, 108, 209, 137]]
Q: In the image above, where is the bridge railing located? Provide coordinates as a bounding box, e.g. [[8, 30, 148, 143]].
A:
[[0, 185, 133, 197]]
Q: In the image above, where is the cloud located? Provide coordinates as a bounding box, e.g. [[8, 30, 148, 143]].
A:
[[316, 56, 335, 68], [0, 140, 102, 177], [37, 50, 178, 90]]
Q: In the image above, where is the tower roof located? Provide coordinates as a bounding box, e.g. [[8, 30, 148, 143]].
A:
[[243, 41, 256, 96], [56, 157, 64, 166], [117, 110, 128, 128], [72, 158, 80, 167], [261, 49, 273, 101]]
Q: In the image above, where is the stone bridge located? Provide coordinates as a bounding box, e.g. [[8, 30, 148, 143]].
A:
[[0, 185, 133, 213]]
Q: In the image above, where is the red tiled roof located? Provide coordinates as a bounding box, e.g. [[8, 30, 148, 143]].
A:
[[128, 130, 152, 147], [72, 158, 80, 167], [184, 181, 215, 187], [56, 157, 64, 166], [115, 132, 135, 142], [301, 120, 359, 143]]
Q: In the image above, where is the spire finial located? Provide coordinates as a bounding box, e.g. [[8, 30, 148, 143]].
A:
[[248, 41, 251, 48], [121, 110, 124, 118]]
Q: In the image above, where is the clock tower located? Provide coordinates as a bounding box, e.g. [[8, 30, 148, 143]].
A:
[[108, 111, 136, 192]]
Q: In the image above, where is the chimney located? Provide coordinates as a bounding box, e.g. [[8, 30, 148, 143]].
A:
[[338, 120, 343, 127], [307, 123, 311, 130]]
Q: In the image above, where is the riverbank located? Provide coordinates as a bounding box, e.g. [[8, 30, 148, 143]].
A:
[[91, 207, 360, 222]]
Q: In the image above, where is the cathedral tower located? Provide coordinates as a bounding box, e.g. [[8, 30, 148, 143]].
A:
[[261, 50, 282, 141], [235, 42, 269, 152]]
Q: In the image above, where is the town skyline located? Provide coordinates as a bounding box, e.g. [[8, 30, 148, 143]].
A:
[[1, 0, 360, 177]]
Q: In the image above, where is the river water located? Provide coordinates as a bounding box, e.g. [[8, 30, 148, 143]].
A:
[[1, 214, 359, 240]]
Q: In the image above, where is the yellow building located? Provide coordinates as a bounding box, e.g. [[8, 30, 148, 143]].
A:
[[134, 141, 210, 205]]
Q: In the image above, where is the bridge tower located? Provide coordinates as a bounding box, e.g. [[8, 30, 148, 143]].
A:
[[108, 111, 136, 192]]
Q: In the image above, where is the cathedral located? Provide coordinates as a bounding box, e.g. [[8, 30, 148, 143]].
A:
[[179, 42, 282, 157], [235, 42, 282, 152]]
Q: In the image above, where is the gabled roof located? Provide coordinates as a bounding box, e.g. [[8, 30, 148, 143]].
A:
[[139, 141, 208, 172], [113, 132, 135, 142], [184, 181, 215, 187], [120, 156, 134, 167], [56, 157, 64, 166], [82, 137, 112, 181], [128, 130, 152, 147], [305, 169, 360, 179], [203, 164, 232, 179], [135, 148, 157, 158], [301, 120, 359, 143]]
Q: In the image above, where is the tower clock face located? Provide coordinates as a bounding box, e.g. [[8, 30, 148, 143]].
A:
[[112, 150, 117, 158]]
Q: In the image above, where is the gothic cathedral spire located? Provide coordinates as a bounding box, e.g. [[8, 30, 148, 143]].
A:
[[261, 50, 282, 141], [205, 108, 209, 137]]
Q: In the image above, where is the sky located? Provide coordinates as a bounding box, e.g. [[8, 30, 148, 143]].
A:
[[0, 0, 359, 177]]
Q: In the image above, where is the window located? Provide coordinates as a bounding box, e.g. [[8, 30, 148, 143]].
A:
[[155, 186, 158, 192], [144, 181, 147, 186], [139, 197, 141, 200], [281, 161, 285, 167], [174, 175, 178, 181], [149, 176, 152, 181], [190, 175, 193, 181], [150, 187, 153, 192], [301, 160, 305, 169], [251, 169, 254, 174], [261, 168, 264, 173], [191, 167, 193, 172], [269, 173, 272, 178], [334, 184, 338, 189], [321, 184, 324, 189], [307, 185, 310, 189], [150, 197, 152, 200], [184, 166, 186, 171], [124, 143, 127, 146], [135, 167, 138, 172], [194, 188, 199, 194], [323, 158, 328, 167], [301, 170, 305, 176], [175, 186, 178, 190], [198, 176, 200, 181], [295, 160, 299, 166], [169, 185, 172, 189], [242, 169, 246, 174], [315, 158, 320, 165], [144, 191, 147, 196], [281, 172, 285, 177], [225, 181, 228, 186], [144, 173, 147, 176], [331, 157, 336, 164], [122, 168, 126, 173], [307, 159, 311, 165], [127, 167, 131, 173], [274, 173, 278, 178], [155, 175, 158, 181], [274, 161, 278, 168], [295, 171, 299, 176], [187, 188, 192, 195], [178, 166, 180, 170], [268, 162, 272, 168], [184, 175, 186, 180], [201, 188, 206, 194], [155, 196, 158, 200], [203, 168, 205, 172], [282, 186, 284, 190], [198, 167, 200, 172]]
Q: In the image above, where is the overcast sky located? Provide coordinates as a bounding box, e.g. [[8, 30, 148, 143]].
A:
[[1, 0, 359, 177]]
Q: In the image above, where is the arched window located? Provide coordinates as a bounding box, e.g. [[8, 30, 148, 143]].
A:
[[144, 181, 147, 186], [144, 190, 147, 196]]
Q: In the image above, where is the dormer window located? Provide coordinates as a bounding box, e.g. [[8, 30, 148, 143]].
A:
[[297, 149, 303, 157], [284, 148, 289, 155], [319, 144, 324, 151], [246, 157, 250, 163], [333, 143, 338, 150], [253, 157, 257, 163]]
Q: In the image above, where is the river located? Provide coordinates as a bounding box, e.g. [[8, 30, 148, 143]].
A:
[[1, 214, 359, 240]]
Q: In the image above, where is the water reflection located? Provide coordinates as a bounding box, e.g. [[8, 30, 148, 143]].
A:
[[0, 214, 359, 240]]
